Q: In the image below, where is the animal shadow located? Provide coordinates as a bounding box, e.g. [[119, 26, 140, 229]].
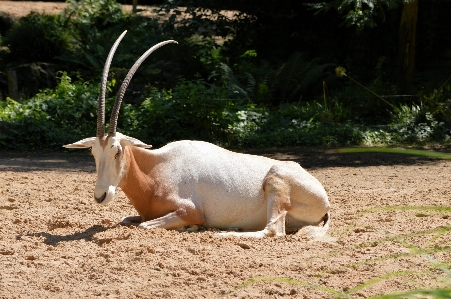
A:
[[20, 224, 119, 246]]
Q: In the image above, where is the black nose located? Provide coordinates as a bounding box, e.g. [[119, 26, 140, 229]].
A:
[[94, 192, 107, 203]]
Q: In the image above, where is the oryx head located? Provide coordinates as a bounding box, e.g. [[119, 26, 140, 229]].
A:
[[64, 31, 177, 205]]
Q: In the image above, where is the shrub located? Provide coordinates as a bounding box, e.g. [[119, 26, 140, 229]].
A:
[[58, 0, 134, 75], [57, 0, 223, 94], [0, 72, 101, 149], [1, 73, 450, 150], [127, 78, 241, 146], [3, 12, 70, 63], [213, 52, 333, 106], [0, 11, 13, 36], [389, 104, 450, 144]]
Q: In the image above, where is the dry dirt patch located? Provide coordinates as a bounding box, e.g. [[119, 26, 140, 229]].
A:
[[1, 149, 450, 298], [0, 1, 236, 20], [0, 1, 139, 18]]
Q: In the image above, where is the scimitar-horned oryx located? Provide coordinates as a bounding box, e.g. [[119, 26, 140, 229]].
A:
[[64, 31, 331, 238]]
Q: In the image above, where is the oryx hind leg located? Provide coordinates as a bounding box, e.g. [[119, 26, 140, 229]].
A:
[[285, 163, 331, 238], [216, 165, 291, 238]]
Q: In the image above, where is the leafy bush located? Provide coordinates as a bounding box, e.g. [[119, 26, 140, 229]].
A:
[[0, 74, 369, 150], [211, 51, 333, 105], [0, 0, 337, 107], [1, 72, 450, 150], [271, 52, 332, 101], [121, 78, 243, 146], [58, 0, 139, 76], [0, 74, 254, 149], [422, 85, 451, 124], [2, 12, 70, 63], [0, 0, 226, 98], [64, 0, 126, 29], [122, 81, 374, 148], [389, 104, 450, 144], [0, 72, 101, 148], [232, 104, 366, 148], [0, 11, 14, 36], [57, 0, 236, 90]]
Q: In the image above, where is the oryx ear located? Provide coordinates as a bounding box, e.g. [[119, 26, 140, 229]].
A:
[[122, 135, 152, 148], [63, 137, 97, 149]]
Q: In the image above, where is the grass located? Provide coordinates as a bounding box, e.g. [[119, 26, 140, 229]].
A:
[[330, 148, 451, 160]]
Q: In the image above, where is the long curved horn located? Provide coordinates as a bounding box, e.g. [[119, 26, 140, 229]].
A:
[[108, 40, 178, 137], [97, 30, 128, 138]]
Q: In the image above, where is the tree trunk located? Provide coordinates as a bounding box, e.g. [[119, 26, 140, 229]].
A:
[[396, 0, 418, 94]]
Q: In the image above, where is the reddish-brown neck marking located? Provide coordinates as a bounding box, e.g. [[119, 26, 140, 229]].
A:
[[118, 146, 176, 221]]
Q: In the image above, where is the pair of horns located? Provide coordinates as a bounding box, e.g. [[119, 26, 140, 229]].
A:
[[96, 30, 177, 137]]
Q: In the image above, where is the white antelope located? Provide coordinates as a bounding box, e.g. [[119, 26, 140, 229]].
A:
[[64, 31, 331, 238]]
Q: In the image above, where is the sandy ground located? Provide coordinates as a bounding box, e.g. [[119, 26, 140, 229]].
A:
[[0, 1, 145, 18], [0, 1, 236, 20], [1, 147, 451, 298]]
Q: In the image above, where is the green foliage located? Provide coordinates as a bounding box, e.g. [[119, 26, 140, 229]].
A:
[[389, 104, 449, 144], [335, 64, 394, 108], [227, 103, 366, 147], [124, 78, 240, 146], [0, 74, 365, 150], [212, 52, 332, 105], [58, 0, 222, 87], [155, 0, 235, 41], [0, 72, 450, 150], [64, 0, 126, 28], [1, 0, 226, 93], [2, 12, 70, 63], [0, 11, 14, 36], [0, 72, 101, 148], [422, 85, 451, 124], [272, 52, 332, 100], [57, 0, 141, 76], [214, 63, 253, 100], [308, 0, 407, 31]]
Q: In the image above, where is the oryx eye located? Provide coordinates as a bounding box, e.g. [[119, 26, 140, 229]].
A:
[[114, 148, 121, 160]]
